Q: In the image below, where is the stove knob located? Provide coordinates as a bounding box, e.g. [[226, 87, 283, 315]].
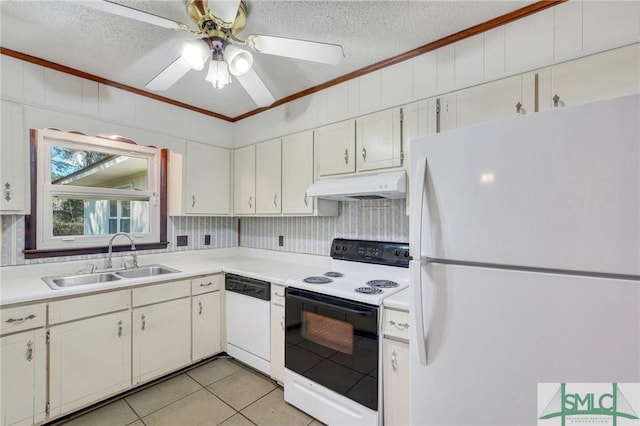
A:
[[394, 250, 400, 257], [342, 245, 347, 251], [404, 251, 410, 257], [335, 244, 340, 251]]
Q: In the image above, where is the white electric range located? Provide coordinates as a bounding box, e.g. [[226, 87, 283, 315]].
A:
[[284, 238, 410, 426]]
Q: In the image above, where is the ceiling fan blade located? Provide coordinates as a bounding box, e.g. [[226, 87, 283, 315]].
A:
[[72, 0, 191, 32], [246, 35, 344, 65], [145, 57, 191, 91], [208, 0, 242, 25], [235, 69, 276, 108]]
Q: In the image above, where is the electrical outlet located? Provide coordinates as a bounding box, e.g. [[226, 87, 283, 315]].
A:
[[278, 235, 284, 247], [177, 235, 188, 247], [204, 235, 211, 245]]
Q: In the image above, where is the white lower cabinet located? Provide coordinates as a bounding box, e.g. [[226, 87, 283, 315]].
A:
[[49, 310, 131, 417], [191, 275, 223, 361], [0, 329, 46, 426], [270, 284, 286, 384], [132, 288, 191, 384], [382, 308, 410, 426]]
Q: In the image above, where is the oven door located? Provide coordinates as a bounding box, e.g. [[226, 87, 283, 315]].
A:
[[285, 287, 379, 410]]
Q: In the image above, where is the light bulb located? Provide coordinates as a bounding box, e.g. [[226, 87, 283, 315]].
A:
[[206, 59, 230, 90], [224, 44, 253, 76], [181, 40, 209, 71]]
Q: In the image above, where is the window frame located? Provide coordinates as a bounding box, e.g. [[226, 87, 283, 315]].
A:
[[25, 129, 168, 258]]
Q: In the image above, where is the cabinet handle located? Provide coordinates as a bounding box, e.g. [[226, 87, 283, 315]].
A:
[[304, 192, 308, 206], [141, 315, 146, 331], [5, 314, 36, 325], [198, 301, 203, 315], [273, 194, 278, 207], [4, 182, 11, 202], [117, 320, 123, 337], [26, 340, 33, 362], [553, 94, 561, 108], [192, 195, 196, 207], [280, 319, 284, 331], [515, 102, 524, 116], [248, 196, 252, 208], [362, 146, 367, 161], [391, 350, 398, 372], [388, 320, 409, 329], [344, 149, 348, 164], [199, 282, 213, 287]]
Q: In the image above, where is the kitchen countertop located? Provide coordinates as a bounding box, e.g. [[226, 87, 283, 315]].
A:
[[0, 247, 332, 307], [383, 287, 410, 311]]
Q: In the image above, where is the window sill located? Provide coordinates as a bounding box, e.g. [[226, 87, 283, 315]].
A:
[[23, 241, 170, 260]]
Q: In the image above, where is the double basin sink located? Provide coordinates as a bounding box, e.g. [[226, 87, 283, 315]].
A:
[[42, 265, 181, 290]]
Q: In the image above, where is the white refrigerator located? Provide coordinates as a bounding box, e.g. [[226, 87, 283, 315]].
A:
[[409, 94, 640, 425]]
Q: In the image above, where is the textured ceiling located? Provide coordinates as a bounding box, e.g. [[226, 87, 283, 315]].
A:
[[1, 0, 534, 119]]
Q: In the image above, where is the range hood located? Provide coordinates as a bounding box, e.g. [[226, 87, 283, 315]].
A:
[[306, 170, 407, 201]]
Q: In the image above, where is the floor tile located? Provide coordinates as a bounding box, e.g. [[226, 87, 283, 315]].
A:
[[218, 413, 256, 426], [142, 388, 236, 426], [126, 421, 144, 426], [61, 399, 138, 426], [125, 373, 202, 417], [187, 357, 243, 387], [241, 388, 314, 426], [308, 421, 327, 426], [207, 368, 277, 410]]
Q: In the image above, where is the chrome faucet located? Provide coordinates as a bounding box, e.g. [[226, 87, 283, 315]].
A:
[[106, 233, 138, 269]]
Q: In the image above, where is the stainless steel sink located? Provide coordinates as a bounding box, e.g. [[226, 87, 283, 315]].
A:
[[43, 272, 122, 290], [114, 265, 180, 279]]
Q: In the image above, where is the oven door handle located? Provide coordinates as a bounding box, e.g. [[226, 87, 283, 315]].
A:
[[286, 292, 376, 317]]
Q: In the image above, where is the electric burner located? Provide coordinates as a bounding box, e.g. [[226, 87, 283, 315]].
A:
[[355, 286, 383, 294], [324, 271, 344, 278], [366, 279, 399, 288], [303, 276, 333, 284]]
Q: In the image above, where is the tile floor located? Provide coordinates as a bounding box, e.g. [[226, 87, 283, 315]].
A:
[[49, 357, 324, 426]]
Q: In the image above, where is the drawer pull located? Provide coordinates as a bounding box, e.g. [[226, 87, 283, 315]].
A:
[[274, 292, 284, 297], [391, 350, 398, 372], [198, 301, 203, 315], [141, 315, 146, 331], [199, 282, 213, 287], [388, 320, 409, 329], [6, 314, 36, 325], [117, 320, 123, 337]]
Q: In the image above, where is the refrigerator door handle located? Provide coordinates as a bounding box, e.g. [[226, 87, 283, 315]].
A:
[[411, 259, 429, 365], [411, 156, 429, 259]]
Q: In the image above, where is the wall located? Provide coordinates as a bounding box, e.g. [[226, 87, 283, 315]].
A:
[[241, 199, 409, 256]]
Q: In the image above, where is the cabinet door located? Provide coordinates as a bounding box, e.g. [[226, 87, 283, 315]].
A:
[[455, 74, 527, 129], [0, 330, 46, 426], [356, 108, 403, 172], [282, 131, 314, 214], [49, 311, 131, 417], [233, 145, 256, 215], [0, 101, 28, 213], [133, 297, 191, 384], [547, 44, 640, 111], [383, 339, 410, 426], [315, 120, 356, 177], [255, 139, 282, 214], [192, 291, 221, 361], [270, 285, 285, 383], [185, 142, 231, 215]]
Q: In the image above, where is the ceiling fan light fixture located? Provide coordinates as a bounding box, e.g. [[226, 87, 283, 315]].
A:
[[224, 44, 253, 76], [206, 59, 231, 90], [181, 40, 210, 71]]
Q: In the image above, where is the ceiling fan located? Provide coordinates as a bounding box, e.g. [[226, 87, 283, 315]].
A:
[[75, 0, 345, 107]]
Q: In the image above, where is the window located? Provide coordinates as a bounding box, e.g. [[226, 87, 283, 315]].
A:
[[26, 128, 167, 255]]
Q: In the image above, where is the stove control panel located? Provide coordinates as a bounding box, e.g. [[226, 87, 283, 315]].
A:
[[331, 238, 411, 267]]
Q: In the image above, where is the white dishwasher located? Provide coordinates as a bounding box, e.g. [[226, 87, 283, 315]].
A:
[[225, 274, 271, 375]]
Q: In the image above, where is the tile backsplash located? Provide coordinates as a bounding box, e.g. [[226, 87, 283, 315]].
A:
[[240, 199, 409, 256], [1, 200, 408, 266]]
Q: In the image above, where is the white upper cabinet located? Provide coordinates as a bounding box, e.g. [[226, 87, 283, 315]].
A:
[[282, 131, 314, 214], [355, 107, 403, 172], [0, 101, 29, 214], [505, 8, 554, 75], [315, 119, 356, 177], [233, 145, 256, 215], [543, 44, 640, 111], [255, 138, 282, 215], [582, 1, 640, 54], [168, 141, 232, 216]]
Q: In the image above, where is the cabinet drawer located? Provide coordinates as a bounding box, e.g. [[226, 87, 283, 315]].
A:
[[191, 275, 222, 296], [382, 309, 410, 340], [271, 284, 285, 307], [132, 280, 190, 307], [49, 290, 130, 325], [0, 303, 46, 334]]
